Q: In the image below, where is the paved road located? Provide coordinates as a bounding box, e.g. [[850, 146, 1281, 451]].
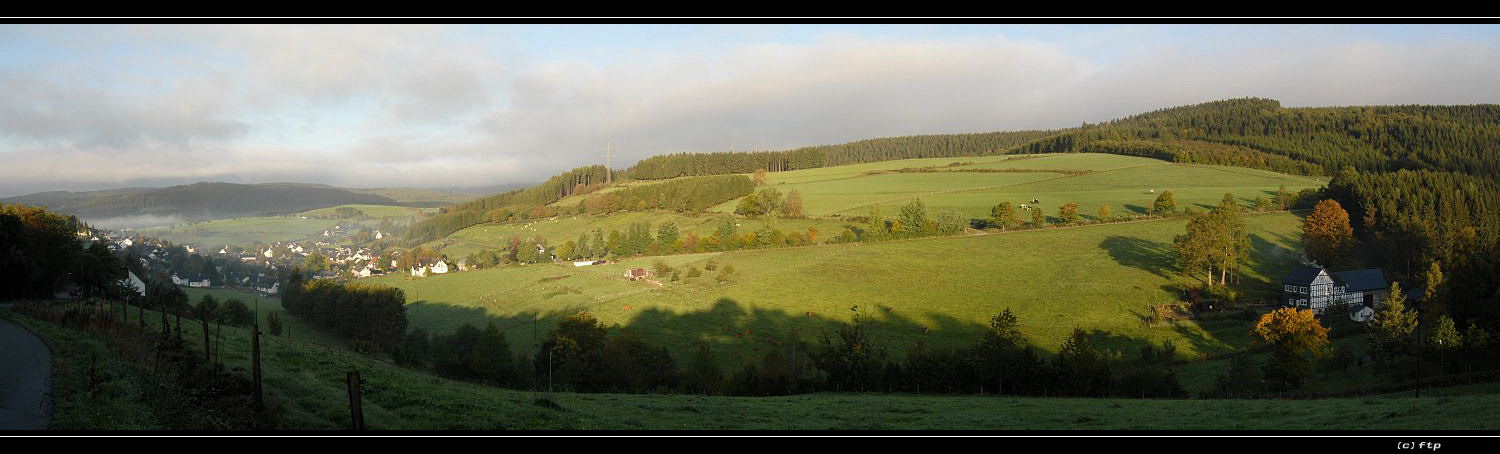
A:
[[0, 310, 52, 430]]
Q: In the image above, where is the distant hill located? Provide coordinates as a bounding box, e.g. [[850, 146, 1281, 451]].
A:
[[1, 182, 398, 222], [346, 188, 475, 207], [347, 183, 537, 207]]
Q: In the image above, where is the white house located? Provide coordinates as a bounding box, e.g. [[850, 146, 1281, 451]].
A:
[[374, 231, 384, 240], [430, 260, 450, 274], [1281, 266, 1389, 315], [263, 248, 274, 258], [120, 271, 147, 296], [188, 279, 211, 288], [411, 266, 427, 277]]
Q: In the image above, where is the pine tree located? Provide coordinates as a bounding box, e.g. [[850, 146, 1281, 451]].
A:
[[1367, 282, 1417, 367], [1422, 261, 1446, 317]]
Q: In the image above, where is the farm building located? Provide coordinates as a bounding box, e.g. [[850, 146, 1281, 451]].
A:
[[624, 268, 653, 281], [1281, 265, 1389, 317]]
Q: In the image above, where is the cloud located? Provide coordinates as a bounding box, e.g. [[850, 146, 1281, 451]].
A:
[[1, 25, 1498, 197]]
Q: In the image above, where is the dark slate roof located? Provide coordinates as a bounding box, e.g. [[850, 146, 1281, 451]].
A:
[[1282, 266, 1326, 285], [1334, 269, 1387, 292]]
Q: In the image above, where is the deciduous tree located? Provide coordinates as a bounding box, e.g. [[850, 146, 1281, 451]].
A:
[[1303, 199, 1355, 267]]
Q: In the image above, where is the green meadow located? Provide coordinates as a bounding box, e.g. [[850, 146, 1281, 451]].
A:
[[429, 211, 848, 259], [8, 303, 1497, 430], [297, 204, 434, 219], [380, 211, 1310, 363], [706, 153, 1323, 218]]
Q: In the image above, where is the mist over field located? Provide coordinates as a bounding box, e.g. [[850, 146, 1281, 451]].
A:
[[82, 214, 186, 230]]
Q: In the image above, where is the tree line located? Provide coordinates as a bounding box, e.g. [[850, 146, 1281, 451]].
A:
[[401, 165, 612, 245], [402, 172, 750, 246], [391, 306, 1188, 398], [280, 272, 409, 353], [623, 130, 1055, 180], [1, 204, 123, 300], [1009, 98, 1500, 178]]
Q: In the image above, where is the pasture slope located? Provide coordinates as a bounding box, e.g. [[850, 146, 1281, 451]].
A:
[[377, 211, 1309, 362], [447, 153, 1319, 261], [704, 153, 1323, 218], [7, 303, 1498, 430]]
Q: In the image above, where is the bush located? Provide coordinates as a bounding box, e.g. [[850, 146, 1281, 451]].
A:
[[265, 312, 283, 336], [220, 299, 254, 327]]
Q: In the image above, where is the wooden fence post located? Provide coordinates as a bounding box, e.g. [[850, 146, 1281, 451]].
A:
[[252, 324, 263, 408], [346, 371, 365, 430], [201, 315, 211, 363]]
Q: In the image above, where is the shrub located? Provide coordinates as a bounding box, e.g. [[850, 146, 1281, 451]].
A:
[[265, 312, 283, 336]]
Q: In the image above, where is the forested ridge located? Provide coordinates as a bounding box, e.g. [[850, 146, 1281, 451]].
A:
[[1016, 98, 1500, 177], [0, 182, 398, 220], [624, 130, 1058, 180], [628, 98, 1500, 180]]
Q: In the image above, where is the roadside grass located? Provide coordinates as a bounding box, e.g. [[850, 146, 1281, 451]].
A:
[[1, 306, 158, 429]]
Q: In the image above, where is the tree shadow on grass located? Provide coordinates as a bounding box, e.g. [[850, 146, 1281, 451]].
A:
[[1099, 236, 1179, 279]]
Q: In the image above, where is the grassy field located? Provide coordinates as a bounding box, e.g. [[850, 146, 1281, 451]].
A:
[[297, 204, 434, 219], [429, 211, 849, 259], [706, 153, 1323, 219], [7, 303, 1498, 430], [379, 211, 1310, 365], [349, 188, 475, 205], [177, 286, 345, 348]]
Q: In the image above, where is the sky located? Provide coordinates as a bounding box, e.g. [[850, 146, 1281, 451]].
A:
[[2, 23, 1500, 197]]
